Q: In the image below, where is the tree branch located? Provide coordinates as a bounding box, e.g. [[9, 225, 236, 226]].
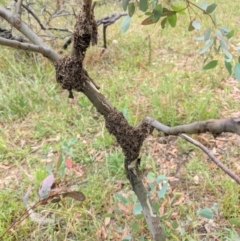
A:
[[125, 158, 166, 241], [0, 37, 57, 61], [21, 3, 71, 32], [145, 117, 240, 185], [0, 6, 59, 62], [145, 116, 240, 137]]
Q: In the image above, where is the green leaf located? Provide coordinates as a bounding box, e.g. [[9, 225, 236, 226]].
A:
[[229, 218, 240, 226], [131, 221, 139, 231], [147, 171, 155, 182], [206, 3, 217, 14], [199, 2, 207, 11], [215, 29, 222, 39], [238, 56, 240, 63], [156, 175, 167, 184], [172, 220, 179, 229], [226, 29, 234, 39], [122, 0, 130, 11], [199, 39, 213, 54], [158, 182, 168, 198], [161, 17, 168, 29], [192, 20, 201, 30], [220, 26, 230, 35], [128, 3, 135, 17], [162, 8, 176, 17], [153, 201, 160, 213], [151, 0, 158, 9], [234, 63, 240, 81], [152, 4, 162, 22], [167, 14, 177, 27], [122, 235, 132, 241], [135, 214, 144, 220], [197, 208, 214, 219], [225, 61, 232, 75], [139, 0, 148, 12], [220, 39, 232, 61], [171, 4, 185, 14], [203, 60, 218, 70], [194, 35, 204, 41], [133, 202, 143, 215], [204, 28, 211, 42], [121, 15, 131, 33], [142, 15, 154, 25], [188, 21, 194, 31]]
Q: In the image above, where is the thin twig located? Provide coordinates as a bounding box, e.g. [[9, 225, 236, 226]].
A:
[[0, 37, 57, 62], [145, 117, 240, 185], [187, 0, 216, 25], [21, 4, 71, 32], [180, 134, 240, 185], [16, 0, 23, 18]]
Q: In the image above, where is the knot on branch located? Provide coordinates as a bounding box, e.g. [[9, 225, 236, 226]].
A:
[[55, 56, 87, 92], [73, 9, 98, 57], [105, 109, 153, 160]]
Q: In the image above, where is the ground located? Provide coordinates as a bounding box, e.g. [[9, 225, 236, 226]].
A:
[[0, 0, 240, 240]]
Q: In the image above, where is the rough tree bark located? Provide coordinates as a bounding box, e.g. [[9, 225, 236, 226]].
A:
[[0, 1, 239, 240]]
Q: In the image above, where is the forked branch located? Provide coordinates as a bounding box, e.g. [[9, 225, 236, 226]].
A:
[[0, 6, 59, 62], [145, 117, 240, 185]]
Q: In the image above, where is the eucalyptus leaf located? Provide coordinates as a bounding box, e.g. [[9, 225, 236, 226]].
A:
[[226, 29, 234, 39], [167, 14, 177, 27], [199, 39, 213, 54], [234, 63, 240, 81], [152, 4, 162, 22], [139, 0, 148, 12], [128, 3, 135, 17], [192, 20, 201, 30], [122, 0, 130, 11], [204, 28, 211, 42], [133, 202, 143, 215], [197, 208, 214, 219], [156, 175, 167, 183], [161, 17, 168, 29], [203, 60, 218, 70], [198, 2, 207, 11], [142, 15, 155, 25], [206, 3, 217, 14], [158, 182, 168, 198], [121, 15, 131, 33], [225, 60, 232, 75], [147, 171, 155, 182]]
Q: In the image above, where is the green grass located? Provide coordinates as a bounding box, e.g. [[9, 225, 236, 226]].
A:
[[0, 0, 240, 240]]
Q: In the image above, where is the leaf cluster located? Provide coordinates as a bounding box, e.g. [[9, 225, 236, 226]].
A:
[[121, 0, 240, 80]]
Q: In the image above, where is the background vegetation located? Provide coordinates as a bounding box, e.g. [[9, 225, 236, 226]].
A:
[[0, 0, 239, 240]]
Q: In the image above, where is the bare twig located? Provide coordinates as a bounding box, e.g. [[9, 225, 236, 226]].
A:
[[180, 134, 240, 185], [145, 116, 240, 136], [145, 117, 240, 185], [187, 0, 216, 25], [0, 37, 57, 61], [0, 6, 59, 62], [16, 0, 23, 18], [21, 3, 71, 32]]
